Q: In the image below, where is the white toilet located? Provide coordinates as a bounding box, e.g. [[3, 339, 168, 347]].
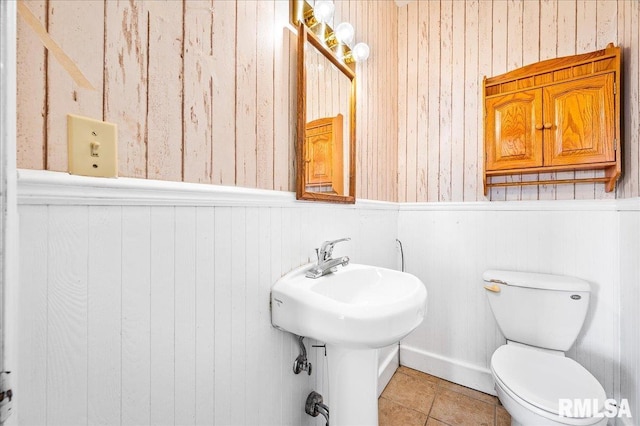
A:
[[483, 270, 608, 426]]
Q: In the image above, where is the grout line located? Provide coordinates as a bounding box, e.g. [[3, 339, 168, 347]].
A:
[[381, 368, 505, 425]]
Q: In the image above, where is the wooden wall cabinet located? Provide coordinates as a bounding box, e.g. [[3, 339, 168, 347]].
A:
[[484, 44, 621, 194], [305, 114, 344, 195]]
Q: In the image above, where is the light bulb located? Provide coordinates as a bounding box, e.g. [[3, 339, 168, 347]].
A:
[[313, 1, 335, 23], [334, 22, 354, 45], [352, 42, 370, 62]]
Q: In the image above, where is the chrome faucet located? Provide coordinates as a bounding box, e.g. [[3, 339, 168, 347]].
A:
[[306, 238, 351, 279]]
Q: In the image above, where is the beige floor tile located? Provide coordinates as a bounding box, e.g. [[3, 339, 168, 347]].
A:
[[429, 388, 495, 426], [495, 405, 511, 426], [426, 417, 450, 426], [381, 371, 438, 414], [379, 397, 428, 426], [397, 366, 442, 385], [438, 380, 499, 406]]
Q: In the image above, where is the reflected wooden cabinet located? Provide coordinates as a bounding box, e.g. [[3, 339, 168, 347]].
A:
[[484, 43, 621, 194], [305, 114, 343, 194]]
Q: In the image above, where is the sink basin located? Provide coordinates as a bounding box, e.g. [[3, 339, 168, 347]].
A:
[[271, 262, 427, 426], [271, 263, 427, 348]]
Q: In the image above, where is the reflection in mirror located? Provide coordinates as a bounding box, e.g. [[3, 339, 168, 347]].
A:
[[297, 23, 356, 203]]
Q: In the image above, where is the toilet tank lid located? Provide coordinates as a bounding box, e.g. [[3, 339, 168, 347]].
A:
[[483, 270, 590, 292]]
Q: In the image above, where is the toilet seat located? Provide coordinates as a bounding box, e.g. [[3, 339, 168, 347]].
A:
[[492, 345, 607, 420]]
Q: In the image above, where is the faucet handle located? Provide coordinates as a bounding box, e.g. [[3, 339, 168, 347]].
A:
[[319, 237, 351, 260]]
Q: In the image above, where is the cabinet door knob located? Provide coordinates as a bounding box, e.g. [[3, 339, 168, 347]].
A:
[[544, 122, 553, 129], [535, 124, 543, 130]]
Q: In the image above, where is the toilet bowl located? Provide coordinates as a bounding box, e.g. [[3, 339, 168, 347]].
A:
[[483, 270, 608, 426], [491, 344, 607, 426]]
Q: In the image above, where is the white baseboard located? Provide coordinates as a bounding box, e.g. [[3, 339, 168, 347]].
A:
[[378, 345, 399, 397], [400, 344, 496, 396]]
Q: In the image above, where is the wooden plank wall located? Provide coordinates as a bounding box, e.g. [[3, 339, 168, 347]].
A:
[[17, 199, 399, 425], [397, 0, 640, 202], [16, 0, 398, 202]]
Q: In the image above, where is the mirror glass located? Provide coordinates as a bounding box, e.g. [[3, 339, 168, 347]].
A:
[[297, 23, 356, 203]]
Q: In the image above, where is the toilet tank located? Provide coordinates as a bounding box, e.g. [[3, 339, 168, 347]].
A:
[[483, 270, 590, 352]]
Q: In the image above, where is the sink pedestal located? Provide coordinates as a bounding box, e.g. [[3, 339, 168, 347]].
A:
[[327, 345, 379, 426]]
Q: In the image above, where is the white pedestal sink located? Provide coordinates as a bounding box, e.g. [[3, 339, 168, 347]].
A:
[[271, 263, 427, 426]]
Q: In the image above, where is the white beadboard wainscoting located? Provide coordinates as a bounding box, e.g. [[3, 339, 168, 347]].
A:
[[15, 170, 399, 426], [13, 170, 640, 425], [619, 205, 640, 426], [398, 199, 640, 413]]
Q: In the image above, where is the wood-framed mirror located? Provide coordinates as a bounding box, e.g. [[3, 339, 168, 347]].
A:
[[296, 22, 356, 203]]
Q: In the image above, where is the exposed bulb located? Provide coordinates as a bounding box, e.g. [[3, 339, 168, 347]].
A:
[[313, 1, 335, 23], [352, 42, 370, 62], [334, 22, 354, 45]]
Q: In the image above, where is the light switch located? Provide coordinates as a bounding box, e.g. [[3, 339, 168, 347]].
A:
[[67, 114, 118, 178]]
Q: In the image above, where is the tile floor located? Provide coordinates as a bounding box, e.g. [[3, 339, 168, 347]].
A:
[[378, 366, 511, 426]]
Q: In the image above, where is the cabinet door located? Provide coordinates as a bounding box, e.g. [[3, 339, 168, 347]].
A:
[[305, 121, 334, 186], [543, 73, 615, 166], [485, 90, 543, 171]]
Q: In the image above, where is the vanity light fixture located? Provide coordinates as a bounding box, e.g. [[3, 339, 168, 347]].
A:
[[334, 22, 354, 45], [351, 42, 370, 62], [313, 0, 335, 23], [292, 0, 370, 68]]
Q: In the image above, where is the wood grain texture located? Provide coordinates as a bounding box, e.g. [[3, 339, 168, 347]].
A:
[[489, 0, 508, 201], [554, 0, 577, 200], [427, 0, 441, 202], [183, 1, 214, 184], [595, 0, 617, 201], [14, 0, 640, 201], [146, 1, 183, 181], [16, 0, 46, 170], [538, 0, 559, 200], [520, 0, 541, 200], [46, 0, 104, 173], [17, 0, 397, 199], [464, 0, 479, 202], [416, 0, 429, 202], [235, 1, 257, 188], [211, 0, 236, 186], [397, 5, 407, 202], [397, 0, 639, 201], [256, 0, 275, 190], [477, 0, 493, 201], [405, 2, 418, 203], [621, 0, 640, 199], [273, 1, 291, 191], [484, 43, 620, 194], [104, 0, 148, 178], [574, 0, 597, 200], [504, 0, 524, 201]]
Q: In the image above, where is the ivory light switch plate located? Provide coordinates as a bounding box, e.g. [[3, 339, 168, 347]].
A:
[[67, 114, 118, 177]]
